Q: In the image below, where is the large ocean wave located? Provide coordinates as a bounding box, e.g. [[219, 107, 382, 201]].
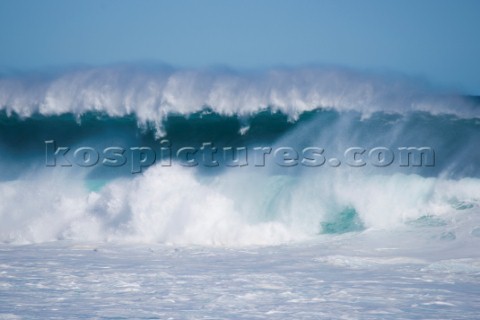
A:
[[0, 66, 479, 246]]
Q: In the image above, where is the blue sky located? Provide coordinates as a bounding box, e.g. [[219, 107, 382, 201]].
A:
[[0, 0, 479, 93]]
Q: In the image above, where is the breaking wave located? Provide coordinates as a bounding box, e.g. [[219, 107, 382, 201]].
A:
[[0, 65, 479, 246]]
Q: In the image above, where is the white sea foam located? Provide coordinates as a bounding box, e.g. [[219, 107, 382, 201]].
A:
[[0, 66, 478, 126], [0, 164, 478, 246]]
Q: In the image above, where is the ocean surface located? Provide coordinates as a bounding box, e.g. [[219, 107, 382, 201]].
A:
[[0, 66, 479, 319]]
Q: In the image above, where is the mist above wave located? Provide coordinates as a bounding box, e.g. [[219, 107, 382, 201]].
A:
[[0, 65, 478, 128]]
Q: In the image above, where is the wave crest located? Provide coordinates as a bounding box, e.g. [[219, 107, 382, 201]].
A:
[[1, 66, 478, 126]]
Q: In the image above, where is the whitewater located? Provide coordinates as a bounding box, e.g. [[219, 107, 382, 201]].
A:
[[0, 66, 479, 319]]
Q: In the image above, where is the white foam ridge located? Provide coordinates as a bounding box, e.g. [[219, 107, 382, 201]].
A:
[[0, 65, 478, 124], [1, 165, 478, 246]]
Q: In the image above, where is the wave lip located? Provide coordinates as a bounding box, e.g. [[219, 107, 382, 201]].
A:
[[1, 66, 478, 125]]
